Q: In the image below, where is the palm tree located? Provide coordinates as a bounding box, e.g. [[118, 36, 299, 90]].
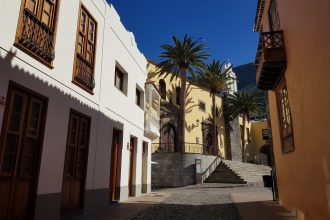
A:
[[199, 60, 233, 155], [225, 91, 264, 160], [156, 35, 209, 152]]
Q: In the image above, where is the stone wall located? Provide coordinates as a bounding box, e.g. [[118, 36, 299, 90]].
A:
[[151, 153, 217, 187], [225, 116, 242, 161]]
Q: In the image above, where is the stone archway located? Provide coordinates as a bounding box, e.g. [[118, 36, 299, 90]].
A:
[[201, 119, 217, 155], [160, 124, 178, 152]]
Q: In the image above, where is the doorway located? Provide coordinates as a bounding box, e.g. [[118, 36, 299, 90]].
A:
[[141, 141, 148, 193], [0, 83, 48, 220], [61, 110, 91, 213], [128, 136, 136, 197], [110, 129, 122, 202]]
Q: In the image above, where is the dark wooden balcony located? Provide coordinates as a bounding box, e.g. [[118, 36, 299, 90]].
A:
[[74, 54, 95, 92], [255, 30, 287, 90], [17, 9, 55, 63]]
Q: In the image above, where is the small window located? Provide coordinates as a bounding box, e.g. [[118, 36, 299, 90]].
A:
[[176, 87, 181, 105], [136, 88, 141, 106], [198, 100, 206, 112], [115, 68, 124, 92], [276, 77, 294, 153]]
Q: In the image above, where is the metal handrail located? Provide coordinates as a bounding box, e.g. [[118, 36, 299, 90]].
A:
[[201, 156, 222, 183]]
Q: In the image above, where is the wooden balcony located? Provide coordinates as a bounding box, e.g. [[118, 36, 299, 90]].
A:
[[17, 9, 55, 63], [255, 31, 287, 90], [74, 54, 95, 92]]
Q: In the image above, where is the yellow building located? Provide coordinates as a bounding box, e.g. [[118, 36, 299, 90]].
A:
[[254, 0, 330, 219], [244, 120, 271, 165], [147, 62, 227, 158]]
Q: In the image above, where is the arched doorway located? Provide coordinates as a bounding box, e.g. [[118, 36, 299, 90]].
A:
[[259, 144, 272, 166], [159, 79, 166, 99], [160, 124, 177, 152]]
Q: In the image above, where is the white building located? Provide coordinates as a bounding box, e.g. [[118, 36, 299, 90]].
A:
[[0, 0, 160, 219]]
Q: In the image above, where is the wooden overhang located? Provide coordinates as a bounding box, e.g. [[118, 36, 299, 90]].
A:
[[255, 30, 287, 90]]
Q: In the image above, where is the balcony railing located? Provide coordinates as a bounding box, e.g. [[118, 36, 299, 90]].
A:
[[255, 30, 287, 90], [152, 142, 217, 155], [18, 9, 55, 63], [74, 54, 95, 91]]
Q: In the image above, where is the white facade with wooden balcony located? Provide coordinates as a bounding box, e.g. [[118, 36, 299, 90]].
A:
[[0, 0, 155, 219]]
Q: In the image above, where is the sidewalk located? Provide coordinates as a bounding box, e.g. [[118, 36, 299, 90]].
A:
[[72, 191, 169, 220], [231, 187, 298, 220], [71, 184, 298, 220]]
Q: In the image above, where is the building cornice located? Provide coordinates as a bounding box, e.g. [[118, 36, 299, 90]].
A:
[[254, 0, 266, 32]]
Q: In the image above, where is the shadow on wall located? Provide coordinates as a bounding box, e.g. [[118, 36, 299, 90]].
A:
[[0, 48, 127, 217]]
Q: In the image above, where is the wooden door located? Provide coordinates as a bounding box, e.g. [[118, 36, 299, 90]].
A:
[[128, 137, 135, 197], [0, 85, 47, 220], [110, 129, 120, 202], [61, 110, 90, 213]]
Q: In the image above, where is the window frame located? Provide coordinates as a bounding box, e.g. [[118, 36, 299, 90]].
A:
[[198, 100, 206, 112], [72, 4, 98, 94], [114, 67, 125, 93], [276, 77, 295, 154]]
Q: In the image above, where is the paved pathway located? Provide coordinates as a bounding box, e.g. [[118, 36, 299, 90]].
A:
[[72, 183, 297, 220], [133, 184, 242, 220]]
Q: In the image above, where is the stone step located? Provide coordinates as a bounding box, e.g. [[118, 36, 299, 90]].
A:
[[204, 160, 272, 184]]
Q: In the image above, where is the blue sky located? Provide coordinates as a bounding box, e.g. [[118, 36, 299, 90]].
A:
[[107, 0, 259, 67]]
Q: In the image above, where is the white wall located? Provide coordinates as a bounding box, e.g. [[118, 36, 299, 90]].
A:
[[0, 0, 150, 200]]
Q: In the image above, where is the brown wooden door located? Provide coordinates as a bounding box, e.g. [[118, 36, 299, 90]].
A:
[[61, 110, 90, 213], [128, 137, 135, 197], [0, 85, 47, 220], [110, 129, 120, 202]]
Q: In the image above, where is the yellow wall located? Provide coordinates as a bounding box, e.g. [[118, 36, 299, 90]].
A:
[[248, 120, 268, 153], [239, 116, 251, 155], [257, 0, 330, 219], [147, 62, 226, 157]]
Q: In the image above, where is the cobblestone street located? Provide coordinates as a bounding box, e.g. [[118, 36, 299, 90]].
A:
[[72, 183, 297, 220], [133, 184, 242, 220]]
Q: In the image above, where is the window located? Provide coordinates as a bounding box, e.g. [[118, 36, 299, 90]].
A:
[[15, 0, 60, 66], [276, 78, 294, 153], [268, 0, 281, 31], [176, 87, 181, 105], [136, 88, 141, 106], [246, 128, 251, 143], [73, 5, 97, 93], [115, 68, 124, 91], [199, 100, 206, 112], [159, 79, 166, 99]]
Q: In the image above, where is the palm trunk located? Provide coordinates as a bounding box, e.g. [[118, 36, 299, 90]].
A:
[[212, 94, 217, 155], [179, 69, 187, 153], [241, 114, 246, 161]]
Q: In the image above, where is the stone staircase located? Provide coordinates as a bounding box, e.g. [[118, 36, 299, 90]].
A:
[[204, 159, 271, 185]]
